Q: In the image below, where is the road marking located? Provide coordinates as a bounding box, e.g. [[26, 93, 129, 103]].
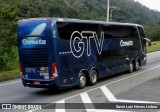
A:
[[55, 100, 65, 112], [80, 93, 93, 103], [80, 92, 130, 112], [100, 86, 117, 102], [53, 64, 160, 103], [30, 64, 160, 112], [80, 93, 95, 112], [100, 85, 159, 103], [0, 80, 21, 86], [105, 64, 160, 86]]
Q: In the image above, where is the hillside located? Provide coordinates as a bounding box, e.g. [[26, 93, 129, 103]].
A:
[[64, 0, 160, 25], [0, 0, 160, 70], [2, 0, 160, 24]]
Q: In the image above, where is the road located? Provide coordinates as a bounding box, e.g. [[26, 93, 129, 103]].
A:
[[1, 51, 160, 112]]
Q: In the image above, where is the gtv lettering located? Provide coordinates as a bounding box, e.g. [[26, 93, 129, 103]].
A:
[[70, 31, 104, 58], [25, 68, 36, 73]]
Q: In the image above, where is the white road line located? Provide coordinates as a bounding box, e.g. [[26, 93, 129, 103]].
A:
[[30, 64, 160, 112], [80, 90, 131, 112], [100, 85, 160, 103], [28, 100, 66, 112], [80, 93, 95, 112], [106, 64, 160, 86], [0, 80, 21, 86], [80, 93, 93, 103], [52, 64, 160, 103], [100, 86, 117, 102], [55, 100, 65, 112]]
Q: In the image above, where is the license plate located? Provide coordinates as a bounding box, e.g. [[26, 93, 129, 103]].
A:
[[34, 81, 40, 85]]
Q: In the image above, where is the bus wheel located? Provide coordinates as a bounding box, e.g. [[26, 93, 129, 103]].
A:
[[134, 60, 140, 71], [78, 72, 87, 89], [89, 70, 98, 86], [129, 61, 134, 73]]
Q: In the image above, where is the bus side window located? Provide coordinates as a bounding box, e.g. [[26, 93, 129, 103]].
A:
[[103, 25, 131, 39], [72, 23, 88, 32], [130, 27, 139, 39], [138, 26, 146, 53], [117, 25, 130, 38], [103, 25, 113, 39], [87, 23, 102, 38], [57, 22, 72, 40], [138, 27, 145, 38]]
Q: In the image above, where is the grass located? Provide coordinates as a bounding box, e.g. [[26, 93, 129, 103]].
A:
[[0, 69, 20, 82], [147, 41, 160, 53]]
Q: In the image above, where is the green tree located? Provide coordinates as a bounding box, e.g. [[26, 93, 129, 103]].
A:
[[0, 2, 19, 70]]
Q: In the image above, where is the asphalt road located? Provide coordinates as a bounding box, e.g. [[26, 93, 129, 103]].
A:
[[1, 51, 160, 112]]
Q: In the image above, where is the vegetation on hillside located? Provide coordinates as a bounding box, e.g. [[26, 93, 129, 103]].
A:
[[0, 0, 160, 71]]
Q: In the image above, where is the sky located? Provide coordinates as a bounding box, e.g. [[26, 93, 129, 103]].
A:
[[135, 0, 160, 11]]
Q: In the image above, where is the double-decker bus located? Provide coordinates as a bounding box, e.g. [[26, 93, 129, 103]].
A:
[[18, 18, 150, 89]]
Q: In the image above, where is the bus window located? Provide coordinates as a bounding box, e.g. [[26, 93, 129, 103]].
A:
[[138, 26, 146, 53], [103, 25, 131, 38], [138, 27, 145, 38], [57, 22, 72, 40], [114, 25, 130, 38], [72, 23, 88, 32], [71, 23, 102, 39], [130, 27, 139, 39], [103, 25, 112, 39], [88, 24, 102, 37]]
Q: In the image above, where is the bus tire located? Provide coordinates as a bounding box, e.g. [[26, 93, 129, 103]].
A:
[[134, 60, 140, 71], [129, 61, 134, 73], [78, 72, 87, 89], [89, 70, 98, 86]]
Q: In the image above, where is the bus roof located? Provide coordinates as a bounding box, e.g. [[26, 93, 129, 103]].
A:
[[56, 18, 142, 27], [20, 17, 143, 27]]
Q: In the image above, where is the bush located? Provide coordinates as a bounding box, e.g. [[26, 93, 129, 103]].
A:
[[0, 47, 19, 71]]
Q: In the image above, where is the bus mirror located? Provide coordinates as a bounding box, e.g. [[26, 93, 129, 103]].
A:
[[144, 38, 151, 47]]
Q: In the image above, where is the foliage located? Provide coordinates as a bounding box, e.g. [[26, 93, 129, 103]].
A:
[[0, 1, 19, 70], [145, 25, 160, 41], [0, 0, 160, 70], [147, 41, 160, 53], [0, 69, 19, 81]]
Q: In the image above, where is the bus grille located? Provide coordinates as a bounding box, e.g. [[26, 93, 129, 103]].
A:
[[22, 49, 49, 67]]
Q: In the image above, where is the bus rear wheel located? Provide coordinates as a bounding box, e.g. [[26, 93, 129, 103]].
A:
[[129, 61, 134, 73], [134, 60, 140, 71], [78, 72, 87, 89], [89, 70, 98, 86]]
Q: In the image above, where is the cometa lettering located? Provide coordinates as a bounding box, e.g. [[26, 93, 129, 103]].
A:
[[22, 39, 46, 45], [120, 40, 133, 47]]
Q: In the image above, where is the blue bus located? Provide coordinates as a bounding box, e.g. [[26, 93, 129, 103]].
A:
[[18, 18, 150, 89]]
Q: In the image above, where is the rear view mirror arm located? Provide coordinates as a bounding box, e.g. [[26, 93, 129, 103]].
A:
[[144, 38, 151, 47]]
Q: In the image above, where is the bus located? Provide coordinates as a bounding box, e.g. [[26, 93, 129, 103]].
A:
[[18, 18, 150, 89]]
